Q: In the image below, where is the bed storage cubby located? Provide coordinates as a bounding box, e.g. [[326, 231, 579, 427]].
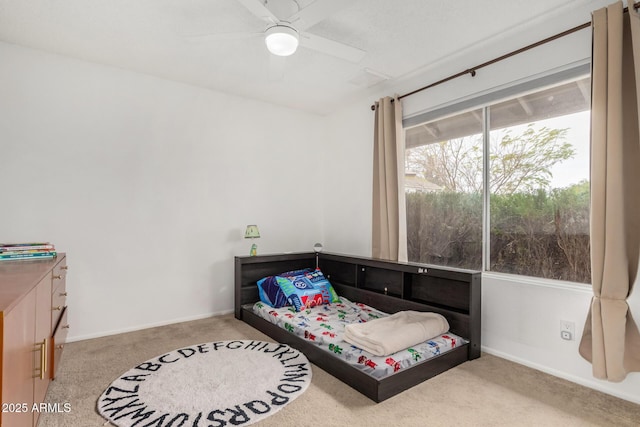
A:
[[408, 271, 472, 312], [319, 258, 357, 287], [356, 265, 403, 297], [235, 251, 481, 402]]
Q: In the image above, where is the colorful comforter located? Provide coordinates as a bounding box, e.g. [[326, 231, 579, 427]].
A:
[[251, 297, 466, 379]]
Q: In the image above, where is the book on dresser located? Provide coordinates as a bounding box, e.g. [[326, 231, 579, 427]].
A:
[[0, 242, 57, 261]]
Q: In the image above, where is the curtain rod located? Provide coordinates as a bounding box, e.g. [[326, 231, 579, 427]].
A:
[[370, 3, 639, 111]]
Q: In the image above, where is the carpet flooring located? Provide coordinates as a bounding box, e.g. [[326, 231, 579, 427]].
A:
[[40, 314, 640, 426]]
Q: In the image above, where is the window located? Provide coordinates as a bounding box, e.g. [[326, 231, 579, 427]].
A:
[[404, 75, 591, 283], [405, 109, 484, 270]]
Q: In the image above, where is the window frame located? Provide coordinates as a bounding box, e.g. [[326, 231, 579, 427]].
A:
[[403, 62, 592, 286]]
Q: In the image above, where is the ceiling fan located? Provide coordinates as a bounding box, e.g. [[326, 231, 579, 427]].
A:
[[191, 0, 366, 64]]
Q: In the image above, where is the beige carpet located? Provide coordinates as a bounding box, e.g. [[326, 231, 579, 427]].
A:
[[40, 314, 640, 427]]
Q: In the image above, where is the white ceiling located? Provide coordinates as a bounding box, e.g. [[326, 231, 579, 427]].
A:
[[0, 0, 600, 115]]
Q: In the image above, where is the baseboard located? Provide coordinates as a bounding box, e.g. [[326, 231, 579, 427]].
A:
[[66, 309, 235, 343], [481, 346, 640, 405]]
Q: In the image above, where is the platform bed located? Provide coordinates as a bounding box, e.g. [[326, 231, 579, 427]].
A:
[[234, 252, 481, 402]]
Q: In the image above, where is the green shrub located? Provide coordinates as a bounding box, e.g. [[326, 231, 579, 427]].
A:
[[406, 182, 591, 283]]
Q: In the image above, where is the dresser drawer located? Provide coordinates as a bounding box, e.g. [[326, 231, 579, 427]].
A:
[[51, 280, 67, 326], [51, 259, 67, 328], [52, 258, 68, 285], [50, 306, 69, 380], [51, 257, 69, 289]]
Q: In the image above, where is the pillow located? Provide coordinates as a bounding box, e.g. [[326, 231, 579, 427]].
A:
[[256, 268, 339, 311], [256, 268, 311, 308], [278, 268, 339, 312]]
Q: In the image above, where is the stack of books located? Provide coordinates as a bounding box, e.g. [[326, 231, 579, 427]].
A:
[[0, 242, 57, 261]]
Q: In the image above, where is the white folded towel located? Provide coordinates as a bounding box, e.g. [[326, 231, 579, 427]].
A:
[[344, 311, 450, 357]]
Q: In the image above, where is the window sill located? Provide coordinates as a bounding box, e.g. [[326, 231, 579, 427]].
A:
[[481, 270, 592, 293]]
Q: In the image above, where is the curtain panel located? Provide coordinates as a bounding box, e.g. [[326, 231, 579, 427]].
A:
[[579, 1, 640, 382], [372, 96, 407, 262]]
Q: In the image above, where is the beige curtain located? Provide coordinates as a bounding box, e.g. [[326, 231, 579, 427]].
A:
[[579, 1, 640, 382], [372, 96, 407, 262]]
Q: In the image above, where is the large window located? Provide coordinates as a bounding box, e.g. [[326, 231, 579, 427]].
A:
[[405, 75, 591, 283]]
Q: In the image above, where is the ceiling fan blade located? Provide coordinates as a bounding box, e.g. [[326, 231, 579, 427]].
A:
[[269, 54, 286, 81], [186, 31, 262, 42], [236, 0, 278, 24], [290, 0, 357, 30], [299, 33, 365, 63]]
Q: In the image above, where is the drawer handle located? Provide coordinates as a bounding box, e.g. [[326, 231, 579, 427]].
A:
[[56, 344, 64, 350], [62, 324, 70, 329], [61, 265, 69, 270], [53, 274, 63, 280], [59, 292, 68, 297], [41, 341, 47, 379], [53, 306, 62, 311], [33, 341, 47, 379]]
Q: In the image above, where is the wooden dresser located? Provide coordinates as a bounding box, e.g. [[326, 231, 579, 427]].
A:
[[0, 254, 69, 427]]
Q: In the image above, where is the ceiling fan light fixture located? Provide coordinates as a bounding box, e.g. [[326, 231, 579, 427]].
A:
[[265, 24, 299, 56]]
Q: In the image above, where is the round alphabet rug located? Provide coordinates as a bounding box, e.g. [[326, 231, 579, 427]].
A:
[[97, 340, 311, 426]]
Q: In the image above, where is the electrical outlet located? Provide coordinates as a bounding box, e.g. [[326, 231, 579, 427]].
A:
[[560, 320, 575, 341]]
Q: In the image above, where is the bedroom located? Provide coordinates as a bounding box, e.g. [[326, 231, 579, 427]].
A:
[[1, 0, 639, 425]]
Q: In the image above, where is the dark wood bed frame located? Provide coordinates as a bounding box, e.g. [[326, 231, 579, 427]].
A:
[[235, 252, 481, 402]]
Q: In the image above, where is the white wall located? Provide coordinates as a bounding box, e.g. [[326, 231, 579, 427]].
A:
[[323, 0, 640, 404], [0, 41, 325, 340], [322, 103, 373, 256], [483, 274, 640, 404]]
